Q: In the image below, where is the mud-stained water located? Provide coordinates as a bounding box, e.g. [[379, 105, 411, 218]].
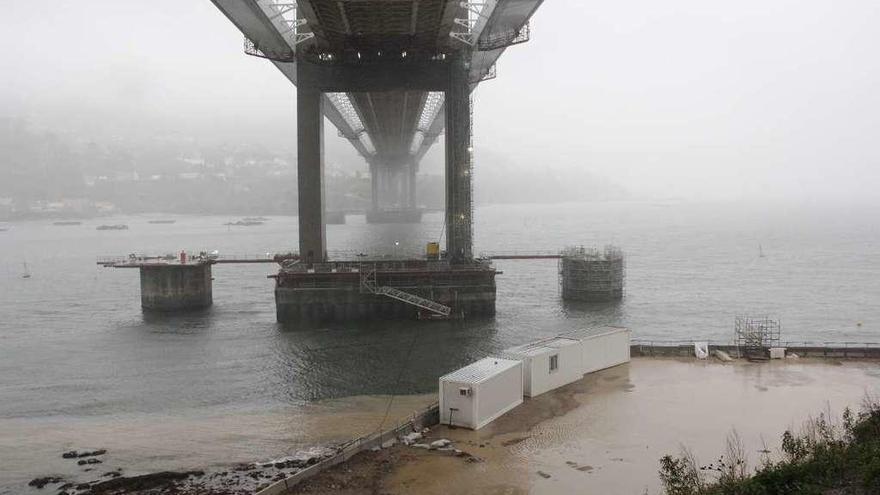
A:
[[383, 359, 880, 495]]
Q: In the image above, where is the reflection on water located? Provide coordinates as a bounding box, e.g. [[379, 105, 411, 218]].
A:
[[140, 308, 216, 329], [270, 319, 500, 402], [560, 300, 626, 322]]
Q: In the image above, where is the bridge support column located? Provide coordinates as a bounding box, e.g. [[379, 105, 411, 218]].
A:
[[140, 263, 212, 311], [296, 67, 326, 264], [445, 54, 473, 262]]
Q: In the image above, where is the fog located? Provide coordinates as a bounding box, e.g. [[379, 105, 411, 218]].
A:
[[2, 0, 879, 204]]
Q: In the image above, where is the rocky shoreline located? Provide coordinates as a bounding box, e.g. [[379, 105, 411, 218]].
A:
[[289, 428, 483, 495], [26, 446, 337, 495]]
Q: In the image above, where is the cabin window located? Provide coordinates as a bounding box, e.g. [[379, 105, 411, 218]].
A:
[[549, 354, 559, 373], [459, 387, 471, 397]]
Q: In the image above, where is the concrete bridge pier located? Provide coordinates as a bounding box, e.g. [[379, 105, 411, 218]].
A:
[[139, 263, 213, 311], [297, 64, 327, 264], [366, 155, 422, 223]]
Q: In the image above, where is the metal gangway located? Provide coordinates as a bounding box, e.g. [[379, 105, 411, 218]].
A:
[[360, 267, 452, 318]]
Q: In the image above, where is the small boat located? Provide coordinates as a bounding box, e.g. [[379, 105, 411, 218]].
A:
[[758, 244, 766, 258], [53, 221, 82, 226], [22, 261, 31, 279], [148, 219, 176, 224], [242, 216, 269, 222], [96, 224, 129, 231]]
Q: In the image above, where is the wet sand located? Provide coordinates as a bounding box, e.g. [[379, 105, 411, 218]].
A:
[[291, 358, 880, 495], [2, 394, 435, 494]]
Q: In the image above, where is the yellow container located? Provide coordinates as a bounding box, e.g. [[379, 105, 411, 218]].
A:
[[426, 242, 440, 259]]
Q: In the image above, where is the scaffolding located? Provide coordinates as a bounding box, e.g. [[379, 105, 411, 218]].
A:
[[446, 73, 474, 262], [478, 23, 531, 51], [464, 93, 475, 253], [559, 246, 625, 302], [734, 316, 782, 360]]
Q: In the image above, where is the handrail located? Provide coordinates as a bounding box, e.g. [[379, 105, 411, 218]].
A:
[[631, 339, 880, 349], [255, 402, 439, 495]]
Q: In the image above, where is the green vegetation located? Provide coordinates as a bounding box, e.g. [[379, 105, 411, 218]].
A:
[[659, 399, 880, 494]]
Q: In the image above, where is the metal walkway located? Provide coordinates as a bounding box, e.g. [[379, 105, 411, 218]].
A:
[[375, 286, 452, 317], [360, 268, 452, 317]]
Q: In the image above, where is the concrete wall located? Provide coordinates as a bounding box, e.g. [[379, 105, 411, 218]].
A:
[[139, 264, 212, 311], [275, 282, 495, 323], [631, 343, 880, 359]]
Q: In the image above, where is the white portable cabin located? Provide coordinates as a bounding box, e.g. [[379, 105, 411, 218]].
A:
[[501, 337, 582, 397], [439, 357, 523, 430], [565, 326, 631, 374]]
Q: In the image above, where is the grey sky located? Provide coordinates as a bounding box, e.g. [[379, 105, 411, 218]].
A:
[[2, 0, 878, 202]]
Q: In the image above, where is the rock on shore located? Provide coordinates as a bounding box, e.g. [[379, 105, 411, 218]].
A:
[[28, 476, 64, 489]]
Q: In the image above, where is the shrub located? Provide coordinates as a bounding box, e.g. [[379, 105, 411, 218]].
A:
[[659, 398, 880, 495]]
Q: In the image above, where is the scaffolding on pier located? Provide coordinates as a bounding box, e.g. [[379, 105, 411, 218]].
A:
[[558, 246, 625, 302], [734, 316, 781, 360]]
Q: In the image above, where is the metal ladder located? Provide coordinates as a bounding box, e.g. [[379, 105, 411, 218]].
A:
[[360, 267, 452, 317]]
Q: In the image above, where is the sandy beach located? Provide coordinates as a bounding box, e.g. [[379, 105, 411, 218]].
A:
[[290, 357, 880, 495], [4, 394, 436, 494]]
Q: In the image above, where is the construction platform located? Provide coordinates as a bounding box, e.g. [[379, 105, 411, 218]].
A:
[[272, 259, 497, 323], [99, 247, 624, 320], [98, 253, 297, 312]]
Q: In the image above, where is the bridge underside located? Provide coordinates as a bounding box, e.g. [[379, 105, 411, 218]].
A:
[[210, 0, 543, 321]]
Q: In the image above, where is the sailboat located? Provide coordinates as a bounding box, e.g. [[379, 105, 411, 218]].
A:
[[22, 261, 31, 279]]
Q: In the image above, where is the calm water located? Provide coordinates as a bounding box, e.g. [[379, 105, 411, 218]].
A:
[[1, 201, 878, 490]]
